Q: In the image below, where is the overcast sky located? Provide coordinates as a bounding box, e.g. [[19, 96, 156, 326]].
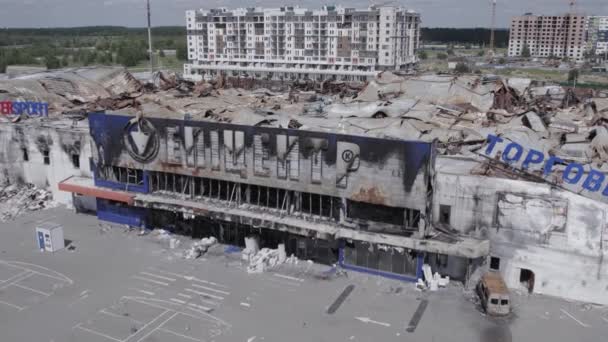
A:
[[1, 0, 607, 28]]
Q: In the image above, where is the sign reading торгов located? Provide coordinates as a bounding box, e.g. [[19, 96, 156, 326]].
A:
[[482, 134, 608, 201]]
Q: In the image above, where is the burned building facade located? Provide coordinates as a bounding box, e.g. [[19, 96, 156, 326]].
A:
[[59, 112, 487, 281]]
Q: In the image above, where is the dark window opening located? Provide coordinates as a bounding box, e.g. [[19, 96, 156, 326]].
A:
[[22, 148, 29, 161], [490, 298, 499, 305], [148, 171, 340, 221], [439, 204, 451, 224], [347, 200, 406, 226], [490, 256, 501, 270], [519, 268, 535, 294], [500, 299, 509, 305], [72, 154, 80, 169], [43, 150, 50, 165]]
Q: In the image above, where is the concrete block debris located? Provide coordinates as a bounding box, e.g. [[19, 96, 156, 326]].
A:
[[0, 183, 54, 222], [183, 236, 217, 259], [246, 244, 299, 274], [417, 264, 449, 291]]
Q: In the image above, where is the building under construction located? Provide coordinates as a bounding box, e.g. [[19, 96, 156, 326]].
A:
[[1, 67, 608, 304]]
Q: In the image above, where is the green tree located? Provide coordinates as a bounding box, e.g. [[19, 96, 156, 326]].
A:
[[159, 49, 165, 58], [176, 43, 187, 61], [454, 62, 471, 73], [45, 54, 61, 69], [477, 50, 485, 57], [521, 43, 531, 58], [418, 50, 428, 60], [447, 48, 454, 56], [568, 69, 579, 83], [436, 53, 448, 60], [498, 57, 506, 65]]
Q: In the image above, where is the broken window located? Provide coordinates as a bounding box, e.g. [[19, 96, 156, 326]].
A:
[[347, 200, 405, 226], [311, 149, 323, 183], [72, 154, 80, 169], [195, 131, 205, 167], [22, 148, 29, 162], [166, 127, 181, 164], [43, 150, 50, 165], [439, 204, 451, 225], [490, 256, 501, 270], [253, 134, 270, 176], [210, 131, 220, 170]]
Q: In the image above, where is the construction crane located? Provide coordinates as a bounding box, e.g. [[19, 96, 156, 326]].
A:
[[569, 0, 577, 14], [147, 0, 154, 77], [489, 0, 497, 53]]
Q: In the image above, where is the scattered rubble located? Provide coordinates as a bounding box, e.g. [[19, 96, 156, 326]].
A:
[[183, 236, 217, 259], [416, 264, 450, 291], [0, 184, 54, 222], [244, 243, 299, 274]]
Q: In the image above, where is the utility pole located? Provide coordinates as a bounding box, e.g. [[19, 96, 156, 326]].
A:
[[147, 0, 154, 76], [489, 0, 497, 52]]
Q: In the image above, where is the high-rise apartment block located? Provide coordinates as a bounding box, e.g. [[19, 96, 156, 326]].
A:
[[587, 16, 608, 55], [507, 13, 586, 60], [184, 6, 420, 82]]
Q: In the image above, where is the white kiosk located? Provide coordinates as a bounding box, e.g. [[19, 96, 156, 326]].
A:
[[35, 222, 65, 252]]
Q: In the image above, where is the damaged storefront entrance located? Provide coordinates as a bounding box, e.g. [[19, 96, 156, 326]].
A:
[[147, 209, 339, 265], [339, 240, 423, 281]]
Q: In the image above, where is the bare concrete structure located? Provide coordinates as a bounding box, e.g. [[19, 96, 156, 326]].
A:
[[508, 13, 587, 60]]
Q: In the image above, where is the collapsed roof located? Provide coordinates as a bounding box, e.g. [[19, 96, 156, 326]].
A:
[[2, 67, 608, 169]]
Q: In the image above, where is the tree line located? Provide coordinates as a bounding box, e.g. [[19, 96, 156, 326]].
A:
[[421, 28, 509, 47]]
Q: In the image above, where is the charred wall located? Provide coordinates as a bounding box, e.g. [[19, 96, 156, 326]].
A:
[[88, 112, 432, 211]]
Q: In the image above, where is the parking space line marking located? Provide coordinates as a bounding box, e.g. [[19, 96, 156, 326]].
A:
[[0, 299, 25, 311], [140, 272, 176, 282], [123, 297, 223, 323], [190, 283, 230, 295], [177, 293, 192, 299], [13, 283, 51, 296], [152, 269, 230, 289], [240, 302, 251, 308], [4, 261, 73, 284], [158, 327, 203, 342], [184, 288, 224, 300], [99, 309, 144, 324], [124, 309, 172, 342], [0, 270, 29, 283], [266, 277, 301, 287], [74, 324, 122, 342], [133, 311, 178, 342], [128, 288, 155, 296], [171, 298, 187, 304], [560, 308, 590, 328], [132, 275, 169, 286], [0, 271, 34, 290], [188, 303, 213, 312], [602, 317, 608, 323], [273, 273, 305, 282]]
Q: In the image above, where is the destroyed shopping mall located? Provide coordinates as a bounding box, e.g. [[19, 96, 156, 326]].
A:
[[2, 67, 608, 305]]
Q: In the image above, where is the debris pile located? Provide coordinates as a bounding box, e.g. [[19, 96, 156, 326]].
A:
[[244, 243, 299, 273], [416, 264, 450, 291], [183, 236, 217, 259], [0, 184, 54, 222]]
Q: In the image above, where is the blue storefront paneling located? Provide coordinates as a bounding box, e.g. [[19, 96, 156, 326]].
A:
[[96, 199, 147, 227]]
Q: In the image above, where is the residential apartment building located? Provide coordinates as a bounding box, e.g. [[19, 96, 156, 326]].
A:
[[183, 6, 420, 82], [587, 16, 608, 55], [507, 13, 586, 60]]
